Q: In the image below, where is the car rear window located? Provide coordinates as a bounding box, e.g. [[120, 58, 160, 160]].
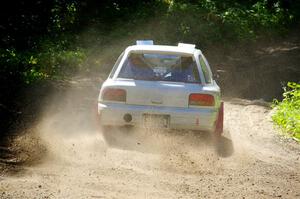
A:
[[118, 53, 200, 83], [199, 55, 212, 84], [109, 52, 124, 78]]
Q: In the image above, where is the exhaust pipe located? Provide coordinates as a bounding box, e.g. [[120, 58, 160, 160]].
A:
[[123, 113, 132, 123]]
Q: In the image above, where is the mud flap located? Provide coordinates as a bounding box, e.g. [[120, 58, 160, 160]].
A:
[[214, 102, 224, 135]]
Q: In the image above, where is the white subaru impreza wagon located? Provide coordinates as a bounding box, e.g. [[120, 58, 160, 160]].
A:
[[97, 41, 223, 137]]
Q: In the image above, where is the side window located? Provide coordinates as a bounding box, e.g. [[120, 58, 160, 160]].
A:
[[109, 52, 124, 78], [199, 55, 212, 84]]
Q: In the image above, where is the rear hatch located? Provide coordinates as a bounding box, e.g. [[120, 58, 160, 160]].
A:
[[113, 79, 204, 108]]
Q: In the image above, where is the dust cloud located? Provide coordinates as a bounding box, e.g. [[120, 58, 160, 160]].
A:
[[31, 81, 225, 165], [11, 75, 232, 172]]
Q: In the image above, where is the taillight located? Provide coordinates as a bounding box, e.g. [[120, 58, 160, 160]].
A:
[[102, 88, 126, 102], [189, 94, 215, 106]]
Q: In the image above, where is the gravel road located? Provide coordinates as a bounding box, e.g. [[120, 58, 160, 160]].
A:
[[0, 79, 299, 199]]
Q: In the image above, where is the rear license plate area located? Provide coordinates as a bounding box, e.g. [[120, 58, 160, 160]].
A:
[[143, 114, 170, 128]]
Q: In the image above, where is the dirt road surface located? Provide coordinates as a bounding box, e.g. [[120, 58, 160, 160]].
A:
[[0, 79, 299, 199]]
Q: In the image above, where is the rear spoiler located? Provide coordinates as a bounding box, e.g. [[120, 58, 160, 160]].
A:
[[178, 43, 196, 49], [136, 40, 154, 45]]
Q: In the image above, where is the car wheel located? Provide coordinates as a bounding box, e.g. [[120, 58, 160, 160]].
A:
[[101, 125, 133, 146]]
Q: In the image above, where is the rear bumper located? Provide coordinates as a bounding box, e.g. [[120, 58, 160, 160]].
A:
[[98, 102, 218, 132]]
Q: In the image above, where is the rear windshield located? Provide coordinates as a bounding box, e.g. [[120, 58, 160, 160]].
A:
[[118, 53, 200, 83]]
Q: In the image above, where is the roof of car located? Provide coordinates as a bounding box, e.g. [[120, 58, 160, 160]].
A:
[[126, 44, 200, 55]]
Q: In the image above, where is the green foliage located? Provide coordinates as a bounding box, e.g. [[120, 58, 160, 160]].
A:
[[220, 0, 288, 39], [1, 0, 299, 84], [0, 37, 87, 84], [272, 82, 300, 142], [37, 39, 86, 77], [23, 68, 49, 84], [161, 0, 293, 44], [50, 1, 79, 32], [0, 48, 24, 77]]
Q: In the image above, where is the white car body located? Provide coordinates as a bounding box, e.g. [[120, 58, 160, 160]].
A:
[[97, 41, 223, 133]]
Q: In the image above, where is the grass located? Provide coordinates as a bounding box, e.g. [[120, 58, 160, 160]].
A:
[[272, 82, 300, 142]]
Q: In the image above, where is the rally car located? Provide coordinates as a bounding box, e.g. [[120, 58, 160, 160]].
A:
[[97, 40, 223, 137]]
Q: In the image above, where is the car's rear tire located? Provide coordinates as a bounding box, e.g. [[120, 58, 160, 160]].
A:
[[101, 125, 114, 145], [101, 125, 133, 146]]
